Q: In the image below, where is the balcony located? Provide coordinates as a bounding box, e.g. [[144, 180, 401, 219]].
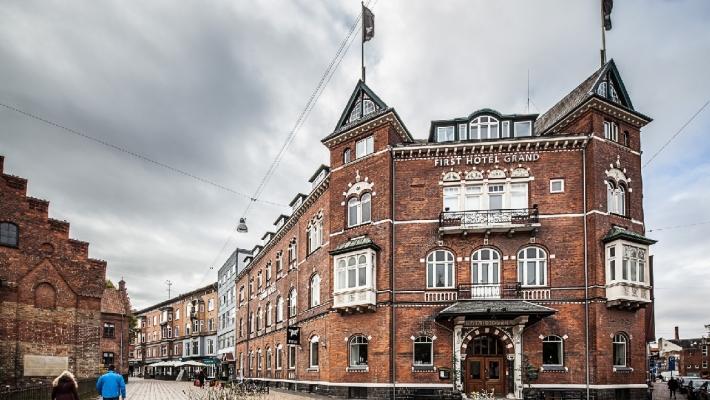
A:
[[457, 283, 551, 300], [439, 206, 540, 234], [333, 288, 376, 313], [606, 281, 651, 310]]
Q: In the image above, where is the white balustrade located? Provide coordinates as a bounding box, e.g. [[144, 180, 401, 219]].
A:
[[424, 291, 458, 302]]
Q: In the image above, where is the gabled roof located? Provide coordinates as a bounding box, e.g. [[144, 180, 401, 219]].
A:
[[333, 79, 388, 132], [101, 287, 130, 315], [535, 59, 647, 135], [602, 226, 657, 245]]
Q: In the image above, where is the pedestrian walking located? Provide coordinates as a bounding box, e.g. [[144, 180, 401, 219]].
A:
[[51, 370, 80, 400], [96, 365, 127, 400], [668, 376, 679, 399]]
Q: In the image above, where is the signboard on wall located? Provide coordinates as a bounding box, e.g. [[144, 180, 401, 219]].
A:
[[286, 327, 301, 345], [23, 355, 68, 377]]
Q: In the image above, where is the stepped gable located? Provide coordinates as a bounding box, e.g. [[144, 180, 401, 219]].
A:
[[0, 155, 107, 299]]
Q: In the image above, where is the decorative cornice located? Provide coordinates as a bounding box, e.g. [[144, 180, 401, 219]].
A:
[[547, 97, 652, 135], [322, 110, 411, 148]]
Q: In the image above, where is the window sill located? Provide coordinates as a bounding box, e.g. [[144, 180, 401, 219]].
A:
[[346, 221, 373, 231], [613, 366, 633, 373], [412, 365, 436, 372], [346, 366, 369, 373], [425, 287, 456, 291], [541, 365, 567, 372], [307, 367, 319, 372]]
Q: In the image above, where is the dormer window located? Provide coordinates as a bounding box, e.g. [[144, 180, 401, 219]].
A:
[[436, 126, 455, 142], [514, 121, 532, 137], [470, 116, 499, 140], [348, 99, 376, 123]]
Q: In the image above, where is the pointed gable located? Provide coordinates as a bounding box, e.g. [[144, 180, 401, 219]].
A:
[[535, 59, 649, 135], [334, 79, 388, 132]]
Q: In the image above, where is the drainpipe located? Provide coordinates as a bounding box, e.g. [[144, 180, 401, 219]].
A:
[[583, 139, 590, 400], [390, 146, 397, 399]]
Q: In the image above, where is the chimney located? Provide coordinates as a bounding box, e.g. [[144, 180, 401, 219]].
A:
[[119, 279, 126, 292], [675, 326, 680, 341]]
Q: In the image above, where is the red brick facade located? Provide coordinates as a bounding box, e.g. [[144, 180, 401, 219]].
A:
[[234, 61, 655, 399], [100, 280, 132, 375], [0, 156, 108, 385]]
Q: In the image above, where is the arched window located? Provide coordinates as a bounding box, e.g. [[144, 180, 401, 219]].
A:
[[542, 335, 563, 366], [606, 180, 627, 216], [617, 183, 626, 216], [470, 116, 500, 140], [363, 99, 375, 116], [613, 333, 628, 367], [256, 307, 261, 331], [343, 148, 351, 164], [606, 180, 616, 212], [471, 248, 500, 286], [347, 193, 372, 227], [349, 101, 363, 123], [349, 335, 368, 368], [249, 312, 254, 333], [517, 247, 547, 286], [249, 351, 254, 370], [288, 288, 297, 318], [310, 274, 321, 308], [257, 348, 262, 370], [276, 296, 284, 322], [426, 250, 455, 288], [310, 336, 320, 368], [266, 347, 272, 370], [413, 336, 433, 366], [0, 222, 18, 247], [275, 344, 283, 370], [266, 302, 272, 327]]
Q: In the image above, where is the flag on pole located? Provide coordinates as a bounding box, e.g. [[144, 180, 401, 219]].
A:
[[363, 5, 375, 42], [603, 0, 613, 31]]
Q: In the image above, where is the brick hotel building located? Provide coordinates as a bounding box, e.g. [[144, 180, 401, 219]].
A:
[[233, 60, 657, 399]]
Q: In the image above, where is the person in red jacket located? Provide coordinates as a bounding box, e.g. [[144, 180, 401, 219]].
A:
[[51, 370, 80, 400]]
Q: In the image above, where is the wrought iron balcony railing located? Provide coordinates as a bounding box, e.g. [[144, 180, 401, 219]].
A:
[[439, 206, 539, 233]]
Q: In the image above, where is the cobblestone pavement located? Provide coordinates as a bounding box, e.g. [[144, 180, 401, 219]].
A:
[[119, 378, 327, 400], [653, 380, 687, 400]]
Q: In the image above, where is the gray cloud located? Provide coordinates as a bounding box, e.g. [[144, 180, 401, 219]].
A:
[[1, 1, 708, 339]]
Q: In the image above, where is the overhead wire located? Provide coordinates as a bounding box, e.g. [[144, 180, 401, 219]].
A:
[[643, 99, 709, 169], [0, 101, 287, 208]]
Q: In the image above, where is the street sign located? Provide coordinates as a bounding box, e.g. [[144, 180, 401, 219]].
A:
[[287, 326, 301, 345], [668, 356, 676, 371]]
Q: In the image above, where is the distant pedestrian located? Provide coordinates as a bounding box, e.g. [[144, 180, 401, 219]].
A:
[[96, 365, 127, 400], [197, 369, 206, 388], [51, 370, 80, 400], [668, 376, 679, 399]]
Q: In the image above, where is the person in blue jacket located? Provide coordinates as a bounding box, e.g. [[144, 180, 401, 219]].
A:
[[96, 365, 126, 400]]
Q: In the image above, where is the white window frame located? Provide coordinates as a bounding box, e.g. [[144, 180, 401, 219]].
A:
[[348, 193, 372, 227], [309, 336, 320, 368], [266, 347, 272, 370], [604, 120, 619, 141], [288, 345, 297, 370], [501, 120, 510, 137], [517, 247, 548, 287], [443, 180, 530, 212], [606, 241, 648, 284], [349, 335, 369, 368], [470, 116, 500, 140], [288, 288, 297, 318], [343, 148, 351, 164], [613, 333, 628, 367], [276, 344, 283, 370], [276, 296, 284, 322], [426, 250, 455, 289], [436, 126, 455, 142], [266, 302, 272, 327], [550, 179, 565, 193], [413, 336, 434, 367], [310, 274, 321, 308], [514, 120, 532, 137], [471, 248, 500, 285], [334, 250, 376, 293], [542, 335, 564, 367], [355, 136, 374, 159], [458, 123, 468, 140]]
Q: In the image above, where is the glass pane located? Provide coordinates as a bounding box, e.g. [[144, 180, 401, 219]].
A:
[[514, 121, 532, 137], [527, 261, 536, 285], [348, 202, 358, 226], [358, 265, 366, 286], [489, 194, 503, 210], [469, 361, 481, 379], [446, 264, 453, 286], [481, 263, 489, 283], [427, 265, 434, 287], [492, 262, 499, 283], [543, 342, 561, 365], [488, 360, 500, 379], [436, 264, 445, 287], [362, 198, 371, 222], [610, 259, 616, 280], [348, 268, 356, 288], [414, 342, 432, 365]]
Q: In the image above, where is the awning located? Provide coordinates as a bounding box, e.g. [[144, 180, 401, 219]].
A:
[[220, 352, 235, 363], [437, 299, 556, 319]]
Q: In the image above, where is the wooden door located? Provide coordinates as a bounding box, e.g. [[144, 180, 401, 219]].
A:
[[465, 356, 506, 396]]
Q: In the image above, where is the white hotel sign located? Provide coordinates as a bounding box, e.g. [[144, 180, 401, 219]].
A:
[[434, 152, 540, 167]]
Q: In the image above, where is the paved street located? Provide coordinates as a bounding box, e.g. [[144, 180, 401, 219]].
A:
[[118, 378, 328, 400], [653, 380, 688, 400]]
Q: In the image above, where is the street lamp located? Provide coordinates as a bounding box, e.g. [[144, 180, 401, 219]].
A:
[[237, 218, 248, 233]]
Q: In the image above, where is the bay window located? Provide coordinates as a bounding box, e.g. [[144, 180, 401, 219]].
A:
[[334, 251, 373, 291], [606, 242, 647, 284]]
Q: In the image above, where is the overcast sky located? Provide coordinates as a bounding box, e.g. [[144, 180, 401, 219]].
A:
[[1, 1, 709, 339]]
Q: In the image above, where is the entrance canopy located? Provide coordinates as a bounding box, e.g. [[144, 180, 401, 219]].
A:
[[437, 299, 556, 320]]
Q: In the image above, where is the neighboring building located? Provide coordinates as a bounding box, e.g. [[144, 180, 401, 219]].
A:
[[654, 328, 683, 376], [669, 326, 710, 378], [100, 279, 132, 376], [233, 59, 657, 399], [217, 248, 250, 379], [129, 283, 219, 377], [0, 156, 108, 386]]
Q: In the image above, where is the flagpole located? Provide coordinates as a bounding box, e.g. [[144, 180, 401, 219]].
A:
[[361, 1, 366, 83], [600, 0, 607, 67]]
